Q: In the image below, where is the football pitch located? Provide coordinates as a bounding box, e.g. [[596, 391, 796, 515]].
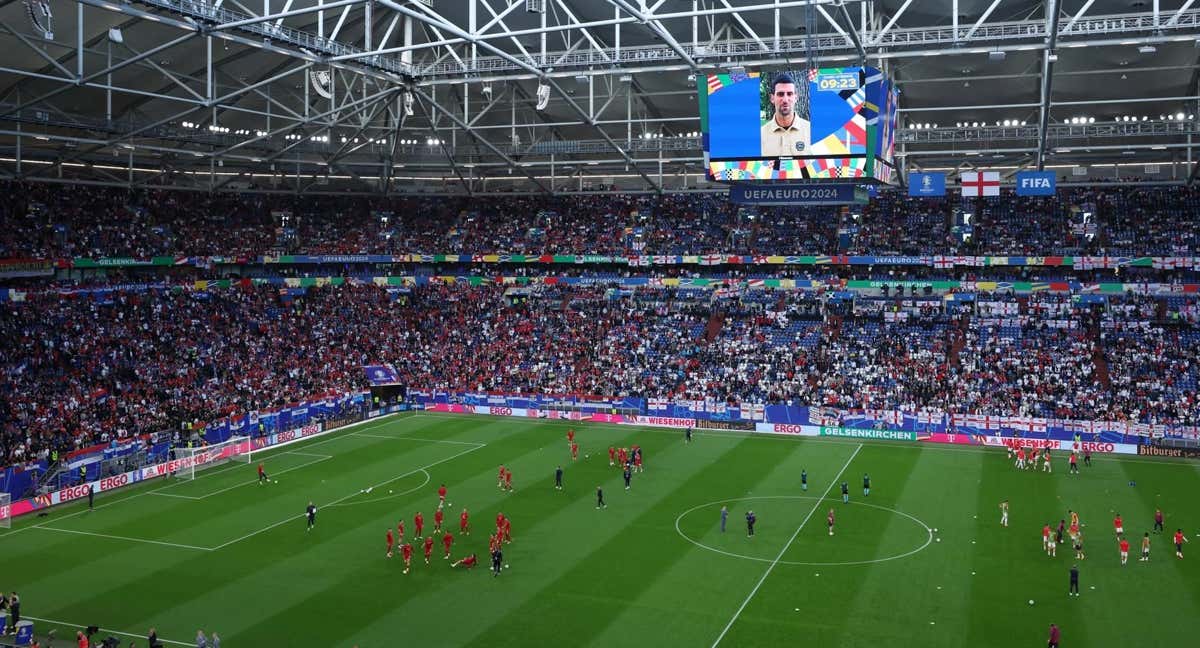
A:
[[4, 412, 1199, 647]]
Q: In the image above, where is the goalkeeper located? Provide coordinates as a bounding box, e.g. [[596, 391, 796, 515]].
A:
[[306, 502, 317, 531], [257, 462, 270, 485]]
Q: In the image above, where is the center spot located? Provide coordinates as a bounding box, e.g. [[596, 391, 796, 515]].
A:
[[674, 495, 933, 567]]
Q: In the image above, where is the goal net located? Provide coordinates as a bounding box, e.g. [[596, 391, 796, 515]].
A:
[[0, 493, 10, 529], [175, 436, 251, 481]]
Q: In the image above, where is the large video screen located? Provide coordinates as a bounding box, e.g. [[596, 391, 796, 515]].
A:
[[699, 67, 899, 183]]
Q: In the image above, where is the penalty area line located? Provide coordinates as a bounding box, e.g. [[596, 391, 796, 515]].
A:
[[709, 443, 863, 648], [208, 442, 487, 551]]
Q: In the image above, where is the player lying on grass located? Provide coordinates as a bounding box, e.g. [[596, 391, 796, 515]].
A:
[[452, 553, 478, 569]]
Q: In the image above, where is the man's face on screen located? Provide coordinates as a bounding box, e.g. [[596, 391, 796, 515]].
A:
[[771, 82, 797, 119]]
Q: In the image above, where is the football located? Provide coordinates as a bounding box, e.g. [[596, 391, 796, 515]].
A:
[[1028, 599, 1035, 605]]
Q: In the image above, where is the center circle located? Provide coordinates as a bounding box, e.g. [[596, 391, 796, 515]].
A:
[[674, 495, 933, 566]]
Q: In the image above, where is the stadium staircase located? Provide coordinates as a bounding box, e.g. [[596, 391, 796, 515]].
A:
[[1089, 319, 1111, 388], [703, 311, 726, 342], [826, 314, 844, 342], [947, 321, 967, 369]]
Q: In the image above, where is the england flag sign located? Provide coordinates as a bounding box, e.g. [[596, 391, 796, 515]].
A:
[[960, 171, 1000, 197]]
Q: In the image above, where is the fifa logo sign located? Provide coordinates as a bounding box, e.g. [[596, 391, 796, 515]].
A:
[[1015, 171, 1055, 195]]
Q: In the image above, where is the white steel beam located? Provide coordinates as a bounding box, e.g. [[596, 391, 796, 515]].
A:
[[963, 0, 1004, 42], [718, 0, 770, 52], [554, 0, 614, 62], [872, 0, 914, 46], [1061, 0, 1095, 34], [209, 0, 361, 33], [1167, 0, 1197, 27]]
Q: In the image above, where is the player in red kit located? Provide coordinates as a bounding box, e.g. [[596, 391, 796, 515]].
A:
[[257, 462, 269, 485], [401, 542, 413, 573], [443, 531, 454, 559], [1043, 524, 1053, 555], [501, 517, 512, 544], [827, 509, 835, 536], [504, 469, 513, 491], [488, 533, 501, 555], [1175, 529, 1188, 558], [1015, 447, 1025, 469], [567, 429, 575, 445], [498, 465, 506, 489], [452, 553, 478, 569], [608, 446, 616, 466], [396, 519, 405, 543], [386, 529, 394, 558], [618, 447, 628, 466], [1119, 537, 1130, 565], [570, 442, 579, 462], [423, 535, 435, 564], [496, 512, 506, 534], [434, 508, 444, 534], [460, 508, 470, 535], [414, 512, 424, 539], [1113, 514, 1123, 536], [634, 450, 643, 473], [437, 484, 447, 505]]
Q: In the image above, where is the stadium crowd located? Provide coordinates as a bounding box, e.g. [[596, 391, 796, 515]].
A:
[[3, 182, 1200, 258], [3, 283, 1198, 469]]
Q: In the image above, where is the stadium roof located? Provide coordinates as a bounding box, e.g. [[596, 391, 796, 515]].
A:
[[0, 0, 1198, 194]]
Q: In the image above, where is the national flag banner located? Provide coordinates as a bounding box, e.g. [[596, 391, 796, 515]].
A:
[[917, 411, 943, 425], [700, 254, 724, 266], [960, 171, 1000, 197], [933, 255, 953, 269], [1029, 418, 1047, 434], [362, 364, 400, 385]]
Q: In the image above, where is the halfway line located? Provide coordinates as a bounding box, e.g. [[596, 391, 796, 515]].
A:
[[710, 443, 863, 648]]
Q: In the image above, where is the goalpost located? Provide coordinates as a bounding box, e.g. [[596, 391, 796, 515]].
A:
[[175, 435, 252, 480], [0, 493, 10, 529]]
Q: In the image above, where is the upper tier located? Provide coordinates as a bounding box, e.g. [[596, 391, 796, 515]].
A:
[[2, 182, 1198, 260]]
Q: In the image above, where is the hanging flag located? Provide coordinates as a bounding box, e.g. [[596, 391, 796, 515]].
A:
[[960, 171, 1000, 197], [362, 365, 400, 385], [908, 172, 946, 197]]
